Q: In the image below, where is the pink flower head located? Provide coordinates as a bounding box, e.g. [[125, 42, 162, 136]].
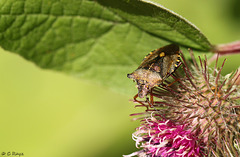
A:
[[125, 113, 203, 157]]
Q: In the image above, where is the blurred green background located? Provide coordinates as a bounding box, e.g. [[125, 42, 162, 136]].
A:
[[0, 0, 240, 157]]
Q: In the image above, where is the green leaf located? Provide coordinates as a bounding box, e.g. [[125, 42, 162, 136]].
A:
[[96, 0, 212, 51], [0, 0, 212, 95]]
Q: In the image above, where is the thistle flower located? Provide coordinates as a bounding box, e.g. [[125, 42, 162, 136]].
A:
[[126, 50, 240, 156], [124, 114, 203, 157]]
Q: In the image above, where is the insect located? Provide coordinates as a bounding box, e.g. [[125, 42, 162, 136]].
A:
[[127, 44, 181, 108]]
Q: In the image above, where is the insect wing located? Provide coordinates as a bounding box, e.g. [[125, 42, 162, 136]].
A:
[[161, 53, 180, 79], [137, 49, 160, 70], [137, 44, 180, 78]]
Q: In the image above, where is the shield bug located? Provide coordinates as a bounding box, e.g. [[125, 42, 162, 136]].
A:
[[127, 44, 181, 107]]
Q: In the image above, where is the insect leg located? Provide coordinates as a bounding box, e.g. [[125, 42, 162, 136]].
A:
[[167, 79, 179, 87], [145, 89, 154, 108], [150, 90, 154, 107], [167, 74, 180, 87], [133, 94, 149, 110]]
